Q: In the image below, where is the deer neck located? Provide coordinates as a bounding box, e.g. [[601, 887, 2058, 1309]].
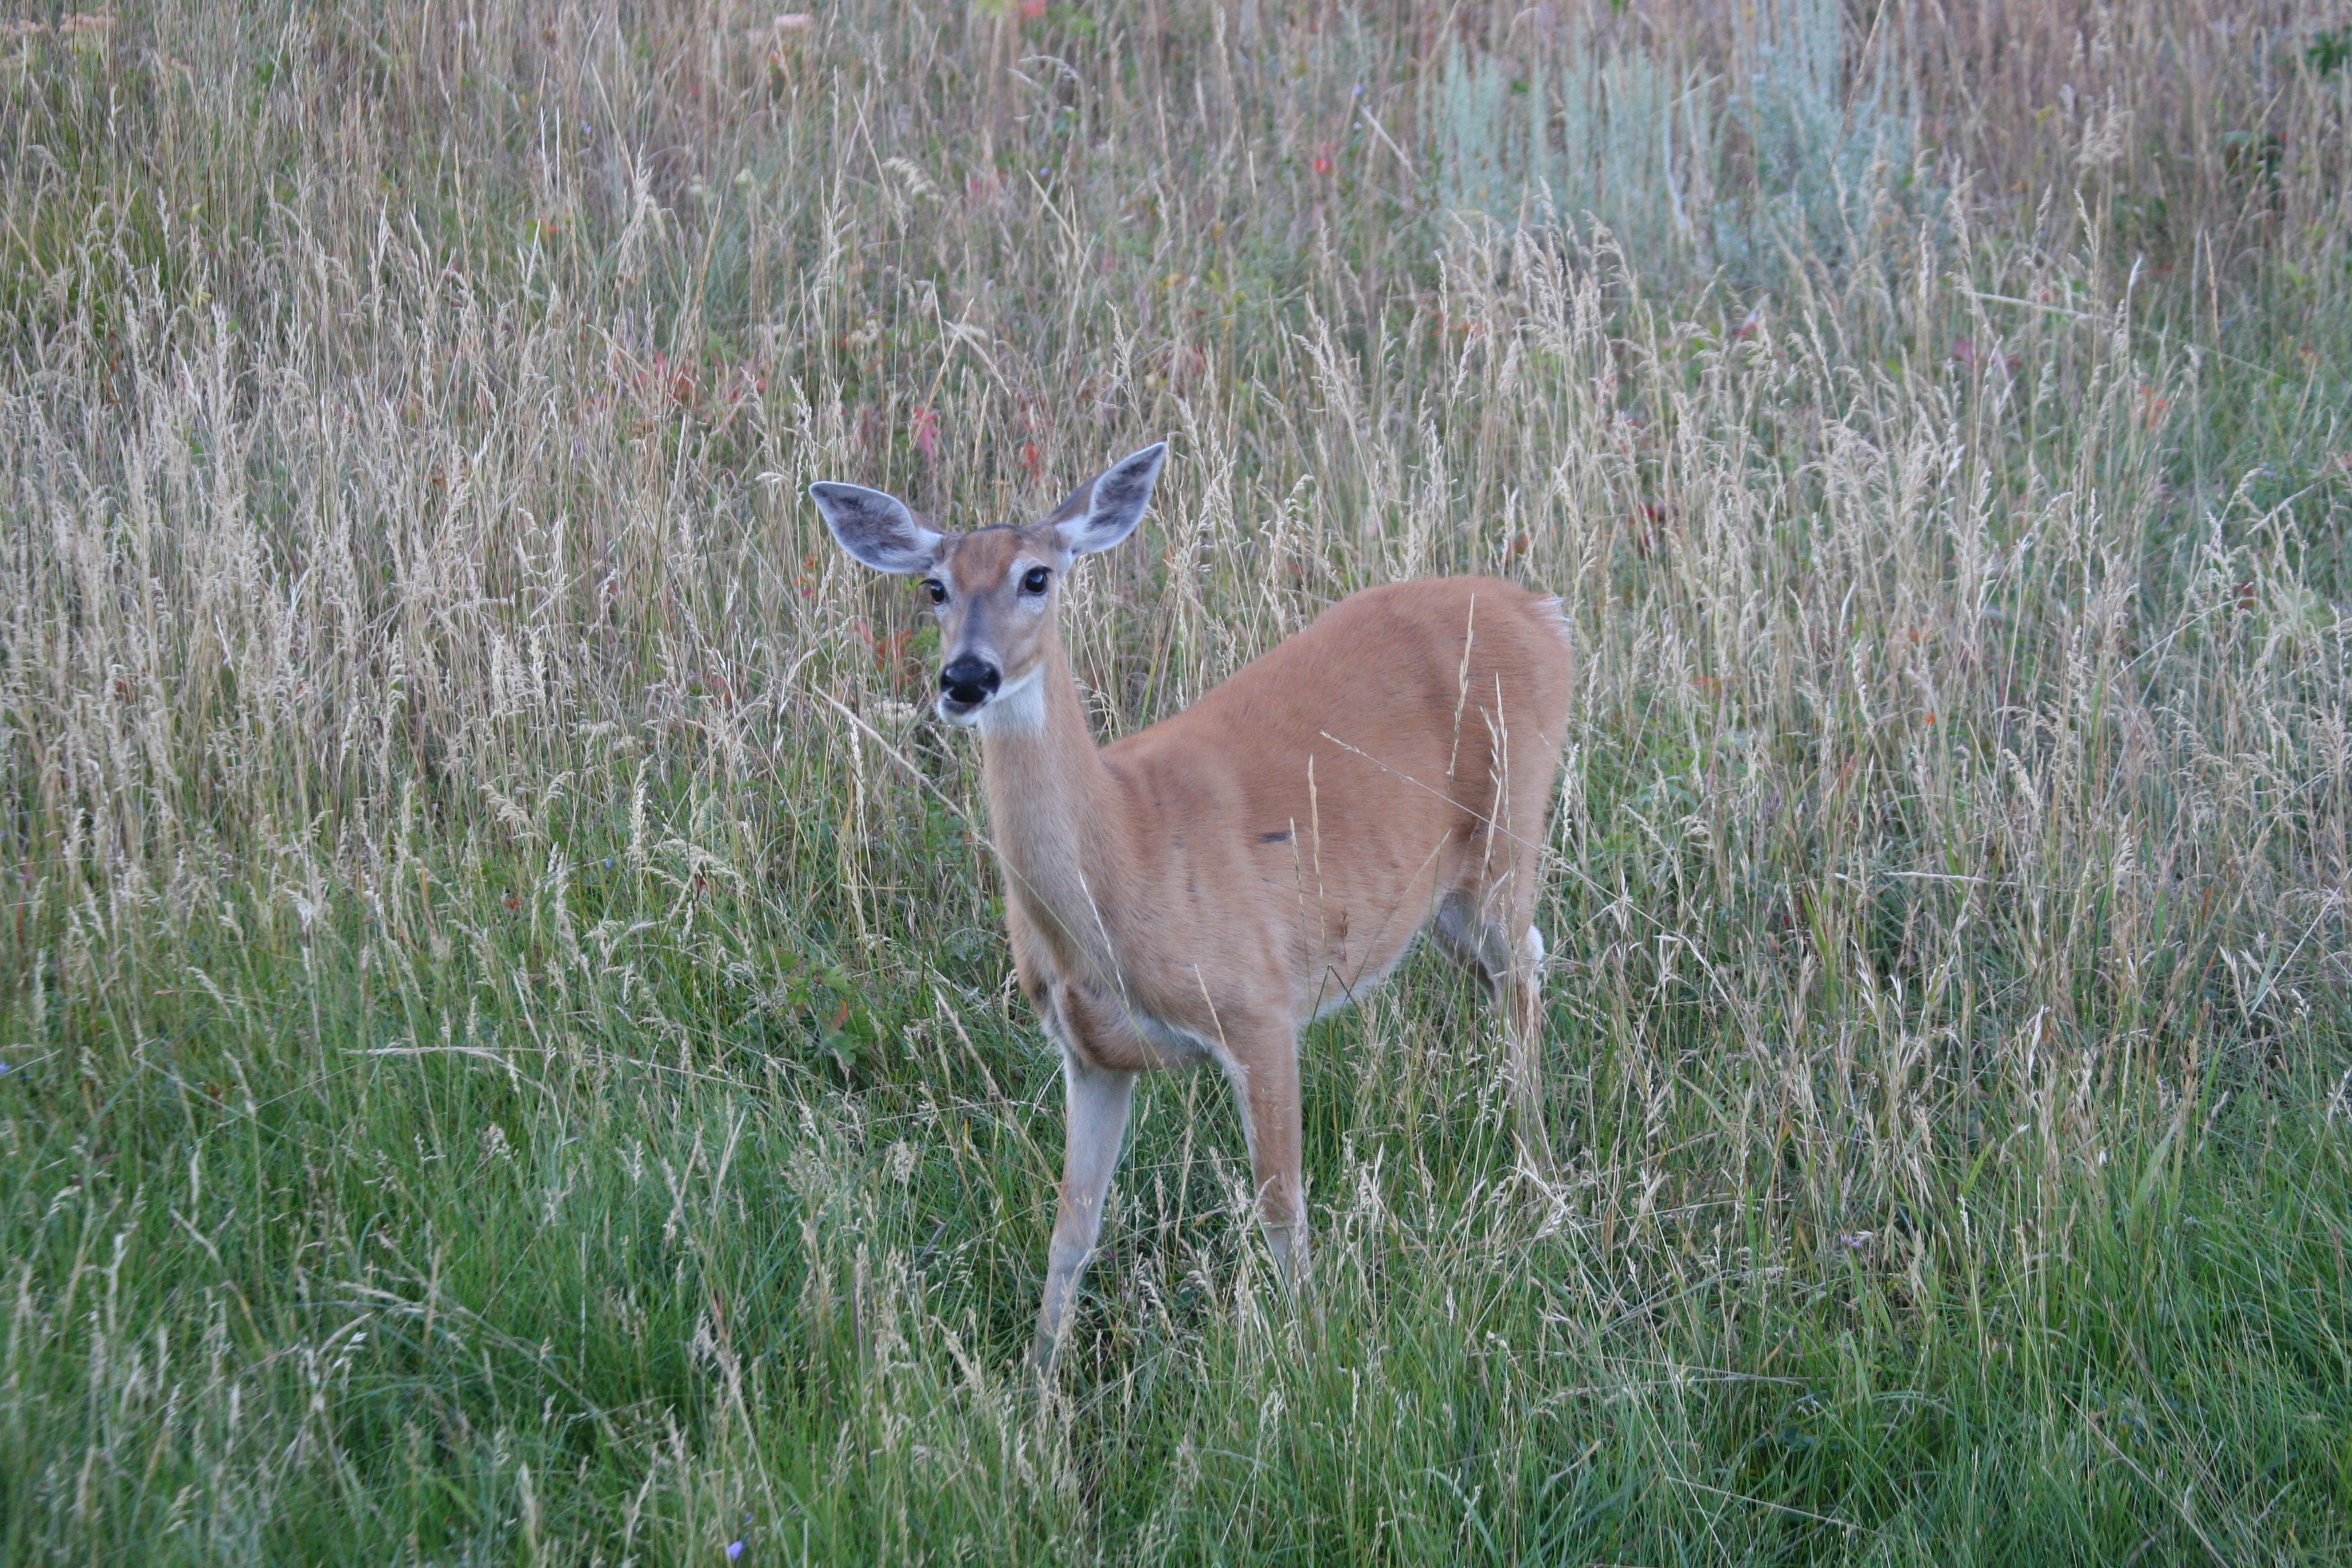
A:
[[976, 638, 1127, 975]]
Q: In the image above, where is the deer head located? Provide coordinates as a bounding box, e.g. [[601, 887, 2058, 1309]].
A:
[[810, 443, 1168, 730]]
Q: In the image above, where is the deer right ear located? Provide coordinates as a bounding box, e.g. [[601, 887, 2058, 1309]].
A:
[[1049, 442, 1167, 556], [809, 483, 943, 575]]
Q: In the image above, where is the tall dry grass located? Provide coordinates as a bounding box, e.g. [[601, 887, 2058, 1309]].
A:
[[2, 1, 2349, 1562]]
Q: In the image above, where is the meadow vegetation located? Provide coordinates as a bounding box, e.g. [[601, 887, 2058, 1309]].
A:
[[3, 1, 2351, 1561]]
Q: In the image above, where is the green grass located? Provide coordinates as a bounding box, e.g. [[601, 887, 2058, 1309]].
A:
[[3, 1, 2350, 1562]]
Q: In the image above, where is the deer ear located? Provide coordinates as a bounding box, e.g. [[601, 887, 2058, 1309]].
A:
[[1048, 443, 1167, 556], [809, 483, 943, 575]]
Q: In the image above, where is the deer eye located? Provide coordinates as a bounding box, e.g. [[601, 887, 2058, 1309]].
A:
[[922, 579, 947, 605], [1020, 567, 1050, 595]]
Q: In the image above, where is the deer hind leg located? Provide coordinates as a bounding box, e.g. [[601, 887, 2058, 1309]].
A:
[[1504, 804, 1557, 1171], [1032, 1048, 1138, 1372], [1504, 921, 1550, 1169], [1436, 878, 1551, 1170]]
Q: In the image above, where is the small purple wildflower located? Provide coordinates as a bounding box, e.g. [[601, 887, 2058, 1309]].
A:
[[726, 1544, 745, 1562]]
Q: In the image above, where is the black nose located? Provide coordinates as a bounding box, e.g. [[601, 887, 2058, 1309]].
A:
[[940, 656, 1000, 705]]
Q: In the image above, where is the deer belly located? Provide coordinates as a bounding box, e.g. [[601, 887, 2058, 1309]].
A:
[[1285, 889, 1436, 1018]]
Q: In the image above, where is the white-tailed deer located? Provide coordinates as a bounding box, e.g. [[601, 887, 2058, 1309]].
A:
[[812, 444, 1573, 1369]]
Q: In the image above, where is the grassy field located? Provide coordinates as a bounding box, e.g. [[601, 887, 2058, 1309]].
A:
[[3, 1, 2351, 1562]]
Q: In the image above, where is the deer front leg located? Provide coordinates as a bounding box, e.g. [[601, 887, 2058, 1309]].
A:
[[1032, 1049, 1137, 1371], [1218, 1018, 1311, 1291]]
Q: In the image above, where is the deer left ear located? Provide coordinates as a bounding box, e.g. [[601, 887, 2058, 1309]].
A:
[[810, 482, 943, 575], [1049, 442, 1167, 556]]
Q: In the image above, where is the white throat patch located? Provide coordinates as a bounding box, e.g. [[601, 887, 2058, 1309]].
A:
[[975, 666, 1046, 734]]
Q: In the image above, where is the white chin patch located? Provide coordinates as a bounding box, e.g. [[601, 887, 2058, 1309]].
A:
[[975, 668, 1046, 734], [936, 697, 983, 728]]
